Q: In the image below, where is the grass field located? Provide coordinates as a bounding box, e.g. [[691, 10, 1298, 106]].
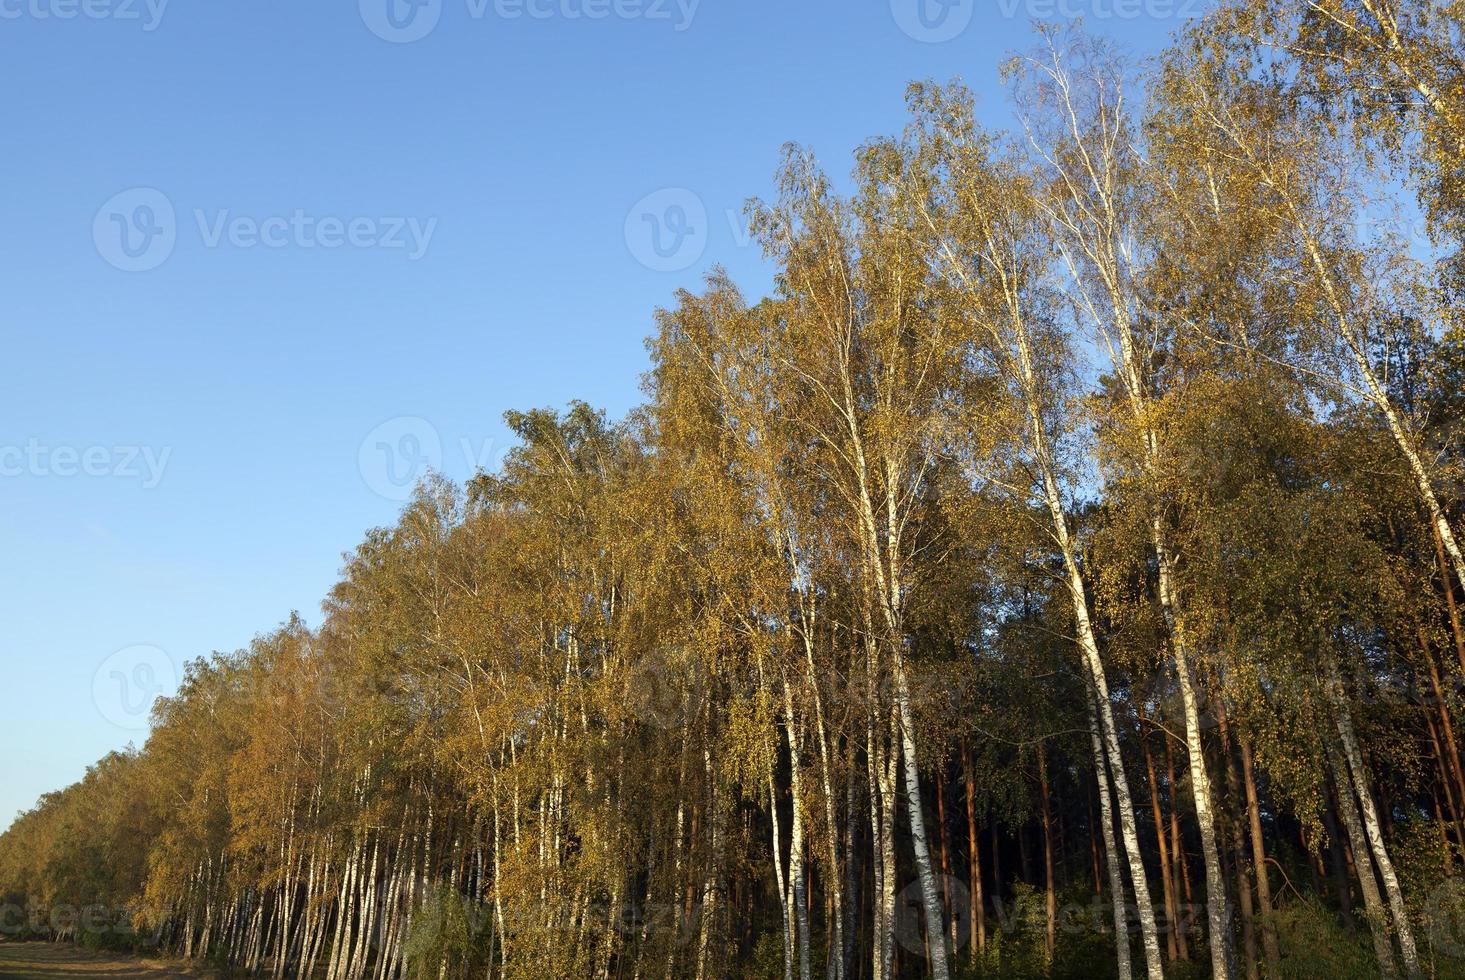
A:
[[0, 944, 197, 980]]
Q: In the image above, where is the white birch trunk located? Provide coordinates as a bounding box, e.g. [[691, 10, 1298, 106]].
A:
[[1155, 540, 1234, 980], [1326, 739, 1397, 976], [769, 771, 793, 980], [1089, 687, 1134, 980], [784, 693, 813, 980], [1325, 665, 1421, 978]]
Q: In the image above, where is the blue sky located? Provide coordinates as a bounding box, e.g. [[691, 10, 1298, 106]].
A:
[[0, 0, 1194, 829]]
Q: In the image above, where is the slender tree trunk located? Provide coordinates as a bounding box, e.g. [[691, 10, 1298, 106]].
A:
[[1063, 544, 1165, 980], [783, 589, 846, 980], [1216, 704, 1258, 980], [1434, 523, 1465, 676], [964, 741, 986, 954], [1089, 690, 1134, 980], [1142, 714, 1181, 963], [1156, 541, 1233, 980], [785, 696, 813, 980], [1012, 333, 1163, 978], [1324, 666, 1421, 978], [1160, 737, 1193, 962], [866, 726, 884, 980], [936, 767, 956, 951], [843, 746, 859, 980], [1089, 783, 1103, 896], [867, 703, 897, 980], [1038, 744, 1058, 964], [1237, 727, 1280, 974], [1327, 740, 1396, 975], [1420, 634, 1465, 826], [1017, 385, 1163, 978], [770, 770, 793, 980], [882, 709, 899, 980], [890, 664, 950, 980], [1426, 714, 1465, 854], [695, 745, 723, 980], [837, 319, 949, 980]]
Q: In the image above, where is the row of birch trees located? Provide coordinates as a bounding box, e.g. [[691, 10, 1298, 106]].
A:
[[4, 3, 1465, 977]]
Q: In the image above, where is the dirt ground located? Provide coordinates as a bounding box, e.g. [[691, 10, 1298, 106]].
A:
[[0, 944, 198, 980]]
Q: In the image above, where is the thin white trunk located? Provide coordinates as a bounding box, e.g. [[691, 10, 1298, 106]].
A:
[[839, 331, 951, 980], [1325, 665, 1421, 978], [892, 665, 951, 979], [929, 184, 1166, 977], [694, 746, 722, 980], [866, 711, 889, 980], [769, 771, 794, 980], [1019, 323, 1165, 980], [1102, 206, 1235, 977], [1326, 739, 1396, 975], [1089, 686, 1135, 980], [785, 694, 813, 980], [1156, 540, 1234, 980]]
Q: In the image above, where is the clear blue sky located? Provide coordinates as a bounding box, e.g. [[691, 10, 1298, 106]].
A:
[[0, 0, 1194, 829]]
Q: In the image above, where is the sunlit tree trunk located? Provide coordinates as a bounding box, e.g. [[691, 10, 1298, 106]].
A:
[[1237, 727, 1280, 974], [785, 693, 813, 980], [1324, 665, 1421, 977], [769, 770, 794, 980], [1326, 740, 1396, 976], [1140, 711, 1181, 964], [1088, 689, 1134, 980], [1026, 57, 1234, 975], [963, 741, 986, 956]]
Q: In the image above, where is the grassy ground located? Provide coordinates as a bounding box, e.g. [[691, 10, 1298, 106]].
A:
[[0, 943, 197, 980]]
